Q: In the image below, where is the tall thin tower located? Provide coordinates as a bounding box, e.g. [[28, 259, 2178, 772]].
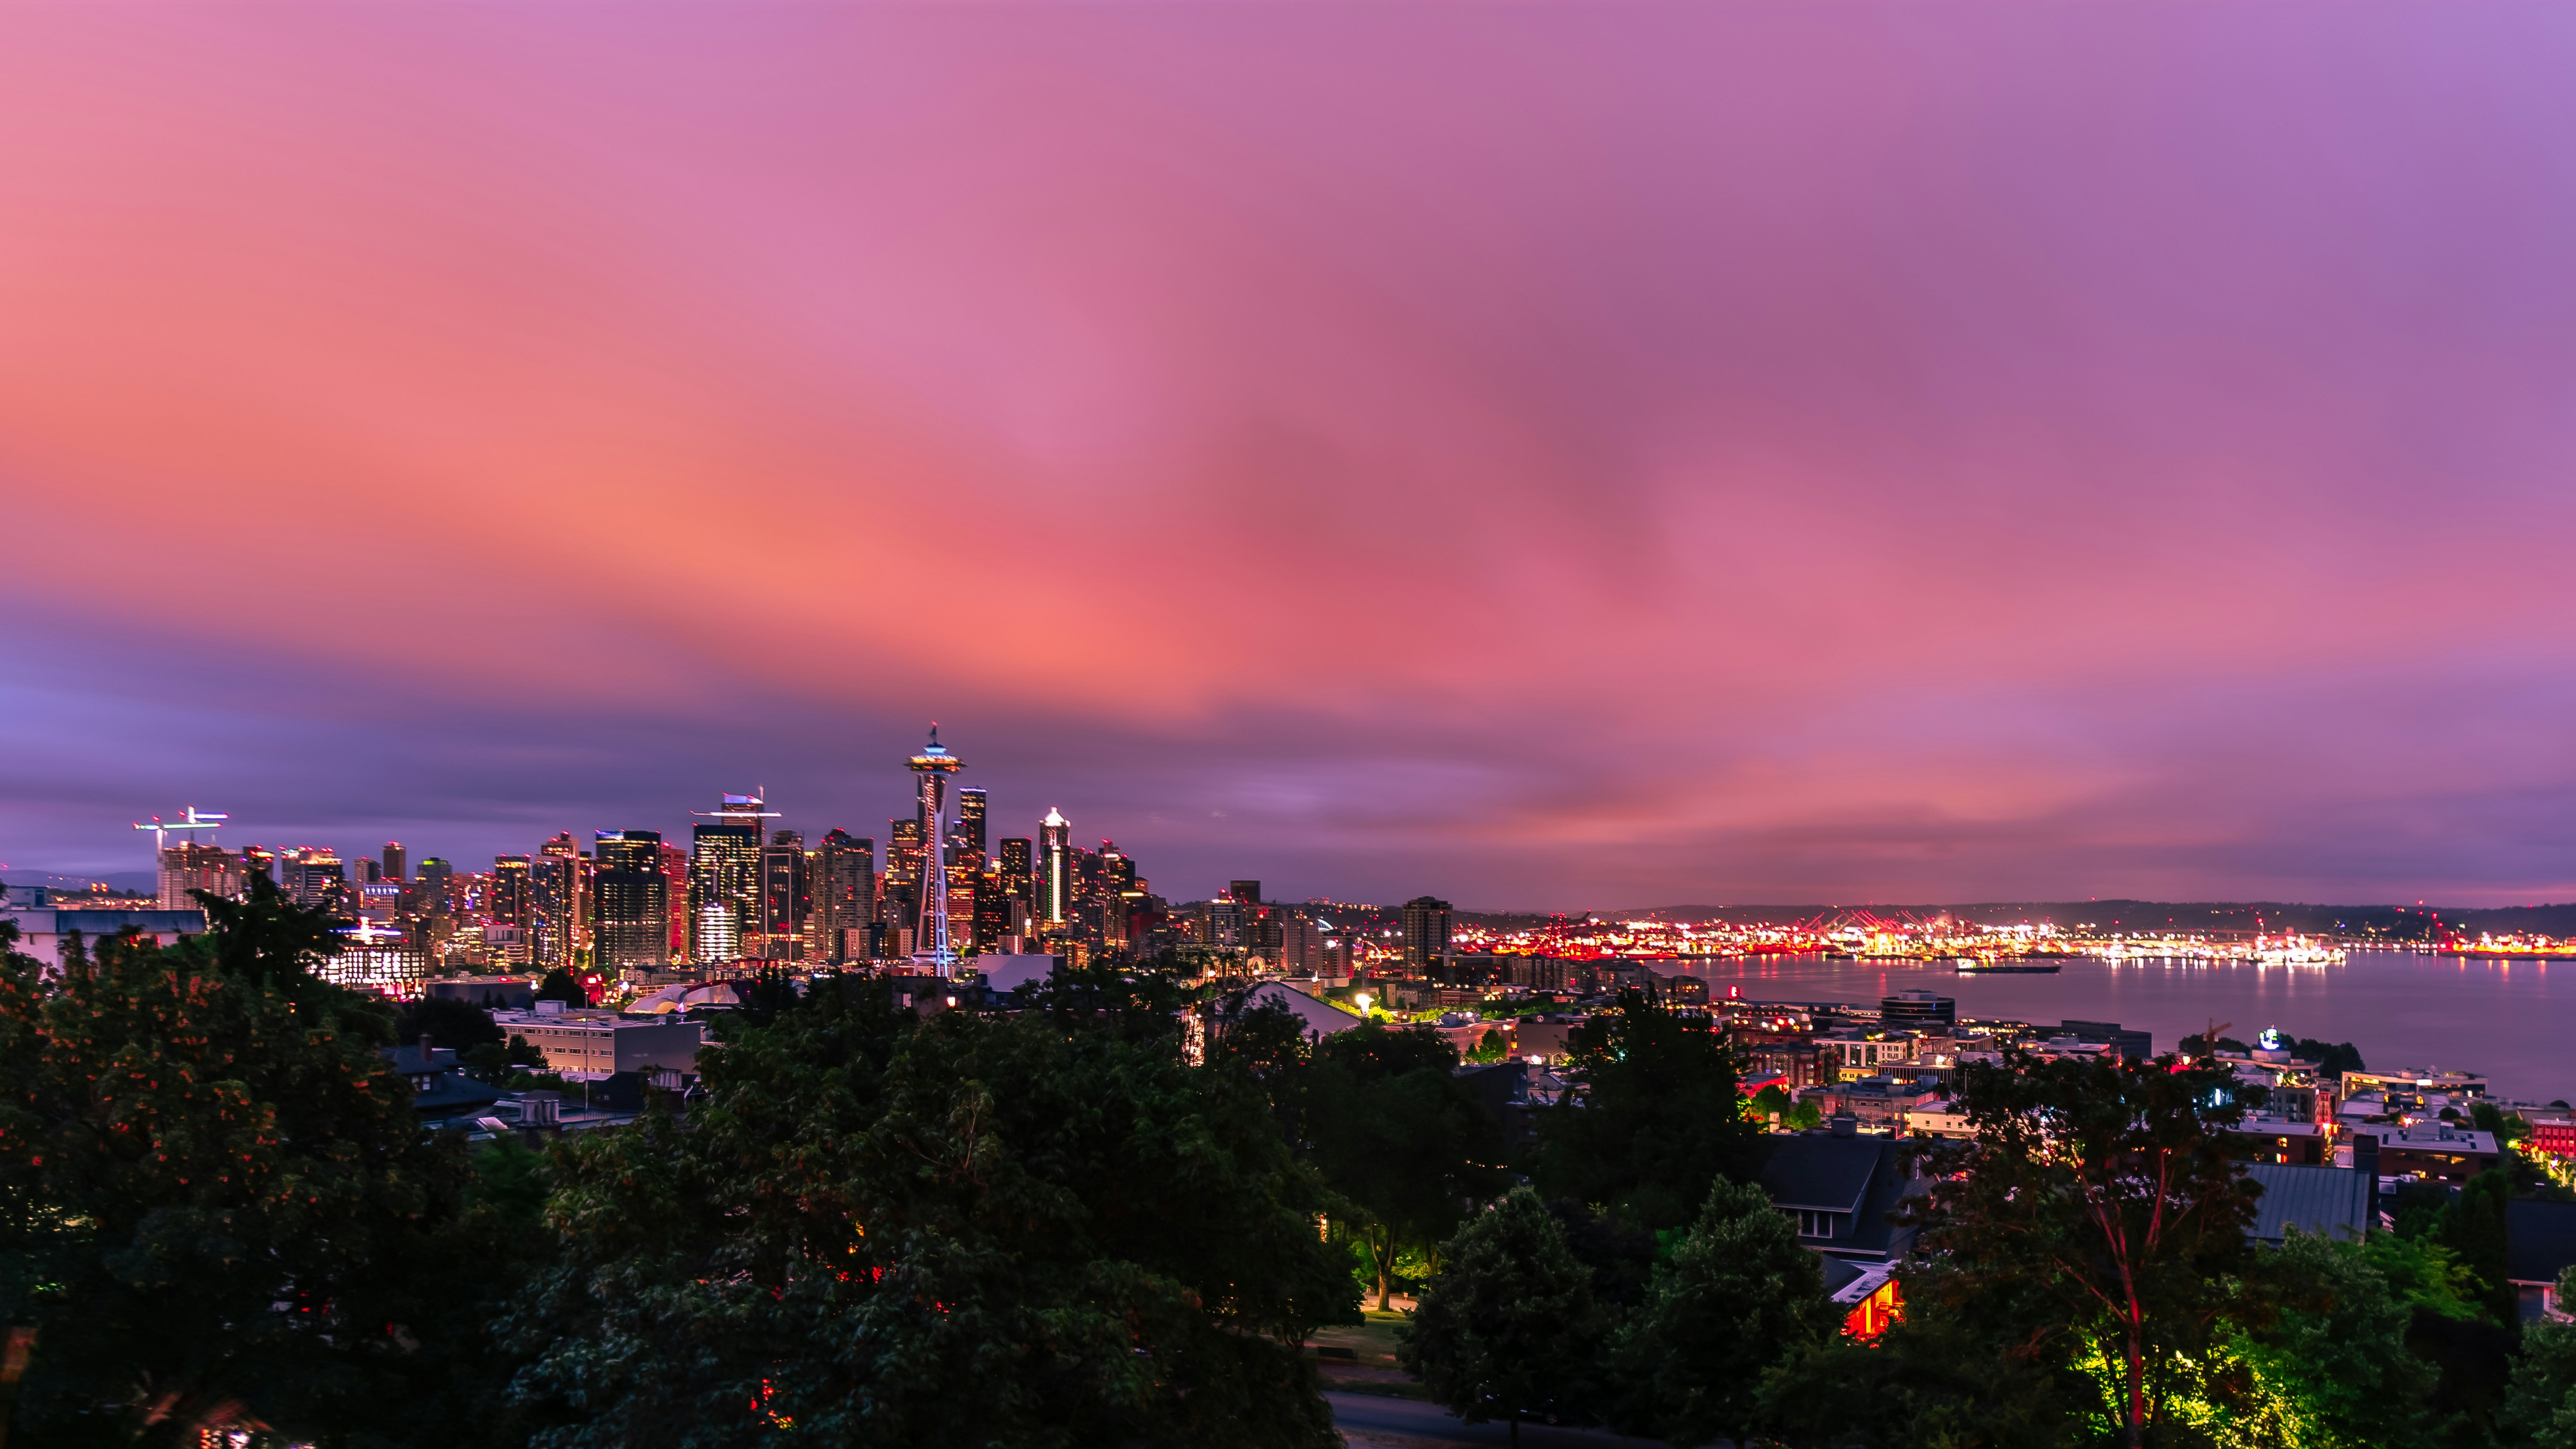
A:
[[907, 725, 964, 976]]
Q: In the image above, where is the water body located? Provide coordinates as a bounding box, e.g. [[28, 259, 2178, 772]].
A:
[[1675, 952, 2576, 1104]]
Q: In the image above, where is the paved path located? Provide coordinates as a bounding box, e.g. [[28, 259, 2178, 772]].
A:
[[1327, 1392, 1679, 1449]]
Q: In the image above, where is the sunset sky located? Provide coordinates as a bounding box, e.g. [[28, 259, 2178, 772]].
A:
[[6, 3, 2576, 908]]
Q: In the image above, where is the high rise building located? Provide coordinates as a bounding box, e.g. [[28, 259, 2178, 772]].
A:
[[905, 727, 964, 972], [1401, 896, 1455, 978], [997, 837, 1032, 910], [659, 840, 692, 959], [417, 857, 452, 889], [531, 833, 587, 966], [157, 843, 243, 909], [688, 796, 767, 963], [758, 829, 807, 960], [810, 830, 875, 963], [592, 830, 671, 972], [1039, 809, 1071, 926], [1280, 913, 1323, 975], [1230, 880, 1262, 907], [491, 855, 532, 926], [286, 849, 345, 910], [382, 841, 407, 882], [239, 844, 277, 890], [885, 818, 924, 894], [956, 788, 989, 875]]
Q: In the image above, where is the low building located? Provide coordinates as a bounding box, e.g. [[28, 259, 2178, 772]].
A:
[[1235, 980, 1364, 1039], [1739, 1035, 1824, 1091], [491, 1003, 705, 1078], [2508, 1199, 2576, 1323], [2227, 1116, 2332, 1166], [380, 1040, 502, 1124], [1817, 1030, 1917, 1076], [2, 906, 207, 966], [427, 975, 538, 1010], [1902, 1102, 1976, 1139], [2243, 1161, 2375, 1244], [2343, 1067, 2488, 1102], [2357, 1123, 2499, 1184], [1801, 1075, 1944, 1129], [1759, 1119, 1922, 1264]]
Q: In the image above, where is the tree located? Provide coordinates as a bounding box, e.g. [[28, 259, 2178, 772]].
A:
[[1902, 1049, 2262, 1448], [505, 976, 1356, 1447], [533, 967, 585, 1006], [397, 994, 503, 1050], [1756, 1283, 2087, 1449], [1305, 1022, 1507, 1310], [1534, 993, 1760, 1232], [1400, 1187, 1599, 1447], [1610, 1177, 1840, 1446], [2503, 1267, 2576, 1448], [0, 889, 517, 1446], [2223, 1230, 2440, 1448]]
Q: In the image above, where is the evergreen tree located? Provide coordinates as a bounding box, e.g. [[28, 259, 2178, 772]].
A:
[[1304, 1022, 1507, 1309], [1400, 1187, 1599, 1448], [1533, 993, 1760, 1232]]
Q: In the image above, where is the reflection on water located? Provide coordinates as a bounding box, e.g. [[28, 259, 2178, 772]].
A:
[[1677, 952, 2571, 1103]]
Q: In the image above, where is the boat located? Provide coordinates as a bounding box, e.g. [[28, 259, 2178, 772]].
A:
[[1952, 960, 2062, 974]]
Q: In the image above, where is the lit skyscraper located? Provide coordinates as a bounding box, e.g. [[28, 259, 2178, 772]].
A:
[[1039, 808, 1070, 926], [531, 832, 586, 966], [759, 829, 807, 960], [1402, 896, 1455, 978], [906, 726, 963, 974], [382, 841, 407, 882], [998, 836, 1032, 908], [811, 829, 875, 963], [592, 829, 671, 972], [688, 792, 771, 963], [491, 855, 532, 926], [956, 788, 988, 874]]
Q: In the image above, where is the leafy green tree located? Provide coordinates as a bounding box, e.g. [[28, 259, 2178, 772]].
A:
[[0, 886, 519, 1447], [2224, 1230, 2439, 1448], [397, 995, 503, 1050], [1400, 1187, 1599, 1447], [1902, 1049, 2262, 1448], [2503, 1267, 2576, 1448], [1610, 1177, 1839, 1446], [1534, 993, 1761, 1232], [1756, 1282, 2087, 1449], [1305, 1022, 1507, 1309], [506, 975, 1355, 1448], [2421, 1168, 2517, 1326]]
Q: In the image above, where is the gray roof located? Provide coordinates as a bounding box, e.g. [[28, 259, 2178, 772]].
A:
[[2507, 1199, 2576, 1286], [2244, 1163, 2370, 1244], [1760, 1134, 1883, 1213]]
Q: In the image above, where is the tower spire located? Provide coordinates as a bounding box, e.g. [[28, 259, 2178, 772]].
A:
[[906, 724, 965, 977]]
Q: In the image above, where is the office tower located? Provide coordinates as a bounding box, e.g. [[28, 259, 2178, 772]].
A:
[[1198, 896, 1241, 948], [1104, 843, 1136, 896], [1280, 913, 1322, 975], [1401, 896, 1455, 977], [688, 795, 767, 963], [811, 830, 875, 963], [352, 857, 382, 885], [696, 902, 740, 961], [417, 856, 452, 894], [491, 855, 532, 926], [531, 833, 586, 966], [905, 727, 963, 972], [592, 830, 671, 972], [660, 840, 692, 958], [972, 866, 1012, 952], [956, 789, 989, 874], [382, 841, 407, 881], [1229, 881, 1262, 907], [885, 818, 924, 894], [157, 843, 243, 909], [759, 829, 807, 960], [1038, 809, 1070, 926], [287, 849, 345, 909], [238, 844, 277, 889], [997, 837, 1032, 910]]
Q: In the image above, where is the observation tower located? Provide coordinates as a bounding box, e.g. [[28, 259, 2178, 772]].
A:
[[908, 725, 963, 976]]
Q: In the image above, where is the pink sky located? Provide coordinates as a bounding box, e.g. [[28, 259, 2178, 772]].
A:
[[6, 2, 2576, 907]]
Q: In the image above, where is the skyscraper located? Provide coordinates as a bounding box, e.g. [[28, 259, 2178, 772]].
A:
[[759, 829, 807, 960], [592, 830, 671, 972], [956, 788, 988, 875], [287, 848, 345, 909], [491, 855, 532, 927], [688, 794, 767, 963], [997, 836, 1032, 909], [905, 727, 963, 973], [1039, 809, 1070, 926], [531, 832, 587, 966], [157, 843, 242, 909], [1401, 896, 1455, 978], [382, 841, 407, 881], [811, 829, 875, 963]]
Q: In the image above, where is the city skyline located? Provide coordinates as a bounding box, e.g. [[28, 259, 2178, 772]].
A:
[[10, 4, 2576, 906]]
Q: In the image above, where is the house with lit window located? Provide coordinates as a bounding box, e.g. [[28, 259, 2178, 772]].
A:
[[1758, 1116, 1921, 1265]]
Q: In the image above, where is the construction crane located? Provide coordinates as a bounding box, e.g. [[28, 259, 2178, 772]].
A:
[[133, 806, 229, 853]]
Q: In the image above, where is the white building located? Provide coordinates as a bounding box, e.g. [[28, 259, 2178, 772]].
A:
[[492, 1002, 705, 1078]]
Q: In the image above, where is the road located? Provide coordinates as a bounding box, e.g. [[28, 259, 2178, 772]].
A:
[[1327, 1392, 1687, 1449]]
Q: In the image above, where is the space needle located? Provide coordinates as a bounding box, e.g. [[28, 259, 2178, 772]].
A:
[[908, 724, 963, 977]]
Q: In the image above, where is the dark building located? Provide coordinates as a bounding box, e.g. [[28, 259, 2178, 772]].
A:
[[811, 830, 875, 963], [593, 830, 671, 972], [489, 856, 531, 926], [1879, 989, 1956, 1029], [382, 841, 407, 882], [1759, 1119, 1922, 1264], [689, 820, 763, 963], [381, 1041, 501, 1124], [417, 856, 452, 887], [956, 789, 989, 875], [1401, 896, 1455, 977], [1229, 880, 1262, 906], [2060, 1020, 2153, 1062], [997, 837, 1032, 909], [759, 829, 807, 960]]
